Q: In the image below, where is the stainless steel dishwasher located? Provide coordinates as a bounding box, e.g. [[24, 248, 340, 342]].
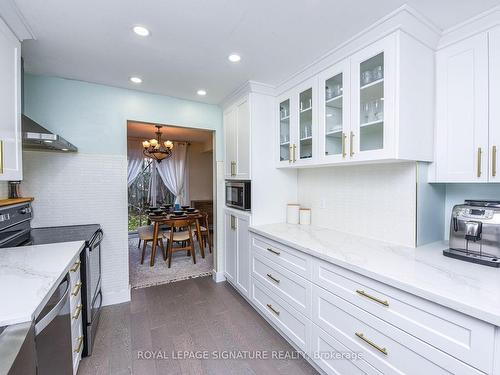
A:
[[34, 272, 73, 375]]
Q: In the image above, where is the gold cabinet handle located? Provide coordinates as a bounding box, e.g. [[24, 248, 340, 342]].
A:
[[74, 336, 84, 353], [0, 140, 3, 174], [71, 282, 82, 296], [355, 332, 387, 355], [477, 147, 482, 178], [70, 261, 81, 273], [349, 131, 355, 157], [493, 146, 497, 177], [266, 303, 280, 316], [266, 247, 280, 256], [289, 145, 292, 163], [266, 273, 280, 283], [356, 290, 389, 307], [341, 132, 346, 158], [230, 161, 236, 176], [292, 144, 296, 163], [72, 304, 83, 320]]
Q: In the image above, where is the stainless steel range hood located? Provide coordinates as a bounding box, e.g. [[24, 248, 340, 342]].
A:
[[22, 115, 78, 152]]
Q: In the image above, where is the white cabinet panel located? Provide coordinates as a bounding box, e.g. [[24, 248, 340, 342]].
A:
[[235, 214, 250, 296], [224, 97, 251, 179], [223, 107, 237, 179], [434, 33, 489, 182], [489, 26, 500, 182], [0, 18, 22, 180]]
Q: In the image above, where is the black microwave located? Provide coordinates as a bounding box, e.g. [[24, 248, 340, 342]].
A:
[[225, 180, 251, 211]]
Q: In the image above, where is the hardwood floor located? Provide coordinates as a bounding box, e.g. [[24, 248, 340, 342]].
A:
[[78, 277, 318, 375]]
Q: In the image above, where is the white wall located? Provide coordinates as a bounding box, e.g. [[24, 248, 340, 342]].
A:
[[21, 151, 129, 305], [297, 162, 417, 247], [188, 142, 213, 202]]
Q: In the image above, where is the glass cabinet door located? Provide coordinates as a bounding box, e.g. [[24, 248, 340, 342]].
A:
[[324, 73, 344, 157], [279, 99, 291, 162], [298, 88, 313, 160], [358, 52, 384, 152]]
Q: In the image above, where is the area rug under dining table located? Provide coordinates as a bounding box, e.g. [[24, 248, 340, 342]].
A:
[[128, 236, 213, 289]]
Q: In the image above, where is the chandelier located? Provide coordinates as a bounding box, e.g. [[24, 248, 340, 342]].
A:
[[142, 125, 174, 162]]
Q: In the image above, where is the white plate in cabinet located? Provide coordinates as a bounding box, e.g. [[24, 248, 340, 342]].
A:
[[250, 234, 312, 279], [312, 286, 485, 375], [250, 277, 310, 351], [310, 324, 383, 375], [312, 260, 495, 373], [251, 251, 312, 316]]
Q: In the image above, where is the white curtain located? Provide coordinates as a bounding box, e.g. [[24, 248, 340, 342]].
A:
[[156, 142, 189, 205], [148, 164, 158, 206], [127, 139, 144, 187]]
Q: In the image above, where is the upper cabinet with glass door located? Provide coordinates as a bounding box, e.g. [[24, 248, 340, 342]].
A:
[[318, 60, 350, 163], [276, 31, 435, 168]]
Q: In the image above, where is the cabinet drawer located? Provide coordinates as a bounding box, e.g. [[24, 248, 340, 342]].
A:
[[313, 260, 494, 373], [251, 234, 312, 279], [69, 275, 82, 311], [310, 324, 382, 375], [72, 321, 84, 373], [251, 251, 312, 316], [68, 257, 82, 286], [312, 286, 484, 375], [250, 277, 310, 351]]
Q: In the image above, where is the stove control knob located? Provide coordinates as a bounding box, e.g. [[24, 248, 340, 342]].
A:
[[0, 214, 10, 222], [20, 207, 32, 215]]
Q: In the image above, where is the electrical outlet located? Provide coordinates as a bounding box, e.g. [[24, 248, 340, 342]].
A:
[[320, 198, 327, 209]]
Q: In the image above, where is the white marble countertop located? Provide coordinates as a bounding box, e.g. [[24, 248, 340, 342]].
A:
[[249, 223, 500, 326], [0, 241, 85, 326]]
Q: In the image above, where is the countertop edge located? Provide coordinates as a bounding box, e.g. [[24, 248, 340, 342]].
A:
[[248, 225, 500, 327], [0, 241, 86, 327]]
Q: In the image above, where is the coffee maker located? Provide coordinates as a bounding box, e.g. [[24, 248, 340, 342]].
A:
[[444, 200, 500, 267]]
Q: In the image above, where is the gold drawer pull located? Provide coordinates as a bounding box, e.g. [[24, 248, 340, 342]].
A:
[[266, 303, 280, 316], [72, 304, 83, 320], [70, 261, 81, 273], [74, 336, 84, 353], [71, 282, 82, 296], [266, 247, 280, 256], [356, 290, 389, 307], [266, 273, 280, 283], [355, 332, 387, 355]]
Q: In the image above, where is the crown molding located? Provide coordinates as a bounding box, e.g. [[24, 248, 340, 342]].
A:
[[0, 0, 35, 41], [438, 4, 500, 49], [220, 80, 276, 109]]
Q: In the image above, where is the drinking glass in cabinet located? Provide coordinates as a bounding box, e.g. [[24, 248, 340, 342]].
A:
[[279, 99, 291, 161], [359, 52, 384, 151]]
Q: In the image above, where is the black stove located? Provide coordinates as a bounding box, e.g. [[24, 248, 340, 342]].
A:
[[0, 201, 103, 358], [29, 224, 101, 246]]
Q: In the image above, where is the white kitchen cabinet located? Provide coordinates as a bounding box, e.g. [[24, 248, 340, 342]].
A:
[[224, 209, 250, 296], [0, 17, 22, 180], [277, 32, 435, 168], [276, 78, 318, 166], [489, 26, 500, 182], [432, 33, 489, 182], [224, 96, 251, 179]]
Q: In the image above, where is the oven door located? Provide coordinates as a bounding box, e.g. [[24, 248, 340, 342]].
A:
[[84, 290, 102, 357], [86, 229, 103, 306], [226, 182, 244, 209]]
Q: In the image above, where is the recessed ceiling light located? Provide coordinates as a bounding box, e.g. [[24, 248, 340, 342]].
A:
[[130, 76, 142, 84], [197, 89, 207, 96], [228, 54, 241, 63], [133, 26, 150, 37]]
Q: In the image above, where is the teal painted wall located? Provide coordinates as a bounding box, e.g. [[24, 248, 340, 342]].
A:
[[23, 74, 223, 157]]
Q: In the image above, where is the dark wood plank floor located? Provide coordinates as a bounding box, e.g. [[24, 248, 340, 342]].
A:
[[78, 277, 319, 375]]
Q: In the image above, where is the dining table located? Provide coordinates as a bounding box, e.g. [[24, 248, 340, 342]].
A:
[[148, 210, 206, 266]]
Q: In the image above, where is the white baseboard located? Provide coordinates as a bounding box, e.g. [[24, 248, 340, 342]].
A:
[[102, 287, 131, 306], [212, 270, 226, 283]]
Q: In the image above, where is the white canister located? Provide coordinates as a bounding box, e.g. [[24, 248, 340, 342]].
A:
[[299, 208, 311, 225], [287, 204, 300, 224]]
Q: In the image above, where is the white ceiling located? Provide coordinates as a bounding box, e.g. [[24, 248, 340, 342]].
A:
[[15, 0, 500, 104], [127, 121, 213, 144]]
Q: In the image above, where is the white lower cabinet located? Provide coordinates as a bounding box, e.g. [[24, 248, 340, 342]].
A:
[[68, 255, 84, 374], [224, 209, 250, 297], [241, 232, 496, 375]]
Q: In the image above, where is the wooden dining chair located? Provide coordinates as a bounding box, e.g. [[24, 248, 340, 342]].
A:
[[165, 218, 196, 268], [137, 225, 166, 265], [198, 212, 212, 253], [187, 213, 205, 259]]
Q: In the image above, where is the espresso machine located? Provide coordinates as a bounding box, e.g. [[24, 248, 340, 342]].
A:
[[444, 200, 500, 267]]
